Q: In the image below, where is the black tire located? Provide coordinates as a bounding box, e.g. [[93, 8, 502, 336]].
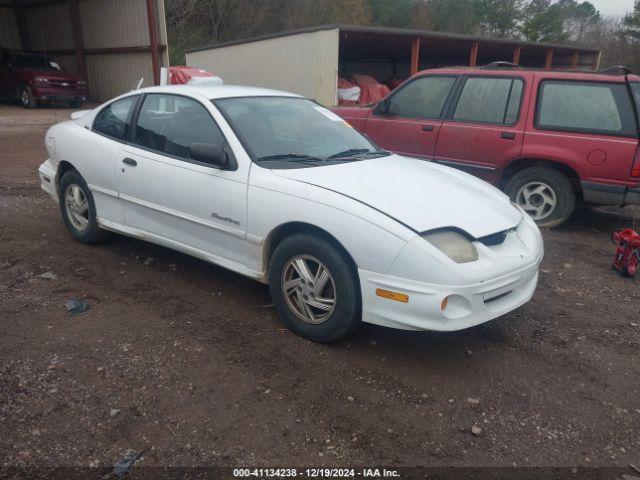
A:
[[268, 233, 361, 343], [505, 167, 575, 228], [68, 100, 82, 109], [58, 169, 110, 244], [19, 85, 37, 108]]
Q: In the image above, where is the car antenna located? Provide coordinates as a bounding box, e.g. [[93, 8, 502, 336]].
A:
[[40, 29, 57, 124]]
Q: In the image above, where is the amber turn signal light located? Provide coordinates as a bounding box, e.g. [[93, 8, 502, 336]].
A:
[[375, 288, 409, 303]]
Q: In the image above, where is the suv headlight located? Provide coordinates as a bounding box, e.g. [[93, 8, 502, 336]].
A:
[[422, 229, 478, 263], [33, 76, 50, 85]]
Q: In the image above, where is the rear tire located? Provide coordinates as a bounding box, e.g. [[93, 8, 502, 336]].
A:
[[59, 169, 110, 244], [268, 233, 361, 343], [505, 167, 575, 228], [19, 86, 37, 108]]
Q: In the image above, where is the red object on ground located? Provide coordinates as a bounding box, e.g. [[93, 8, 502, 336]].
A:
[[612, 228, 640, 277], [168, 66, 214, 85], [351, 74, 390, 104]]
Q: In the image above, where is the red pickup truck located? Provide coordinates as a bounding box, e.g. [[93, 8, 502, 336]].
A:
[[333, 66, 640, 227], [0, 49, 87, 109]]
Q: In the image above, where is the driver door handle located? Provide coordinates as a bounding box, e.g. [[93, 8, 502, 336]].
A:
[[501, 132, 516, 140], [122, 158, 137, 167], [422, 124, 434, 132]]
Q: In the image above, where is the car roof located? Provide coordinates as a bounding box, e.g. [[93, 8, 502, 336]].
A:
[[416, 67, 632, 83], [137, 84, 303, 100]]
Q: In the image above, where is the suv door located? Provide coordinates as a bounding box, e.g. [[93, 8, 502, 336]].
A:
[[117, 93, 249, 265], [434, 75, 527, 183], [365, 75, 458, 159]]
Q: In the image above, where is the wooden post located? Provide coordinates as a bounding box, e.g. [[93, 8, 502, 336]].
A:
[[145, 0, 160, 85], [410, 37, 421, 76], [593, 51, 602, 71], [544, 48, 554, 69], [12, 0, 30, 50], [513, 46, 521, 65], [570, 51, 579, 69], [68, 0, 89, 85], [469, 42, 478, 67]]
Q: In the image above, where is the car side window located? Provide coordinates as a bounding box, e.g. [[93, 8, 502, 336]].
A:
[[387, 76, 456, 119], [536, 80, 637, 136], [452, 77, 524, 125], [93, 96, 138, 140], [133, 94, 225, 159]]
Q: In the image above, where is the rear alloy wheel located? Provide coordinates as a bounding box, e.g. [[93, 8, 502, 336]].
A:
[[268, 233, 361, 343], [505, 167, 575, 228], [19, 86, 37, 108], [59, 169, 110, 244]]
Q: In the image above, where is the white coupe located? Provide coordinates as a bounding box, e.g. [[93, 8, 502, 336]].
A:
[[38, 84, 543, 343]]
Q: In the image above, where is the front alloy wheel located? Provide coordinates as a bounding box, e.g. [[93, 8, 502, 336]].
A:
[[282, 254, 336, 324]]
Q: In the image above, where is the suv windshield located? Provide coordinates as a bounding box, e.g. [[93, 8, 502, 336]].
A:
[[13, 53, 61, 71], [214, 96, 388, 167]]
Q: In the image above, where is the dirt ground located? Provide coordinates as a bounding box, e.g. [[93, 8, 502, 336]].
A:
[[1, 104, 640, 476]]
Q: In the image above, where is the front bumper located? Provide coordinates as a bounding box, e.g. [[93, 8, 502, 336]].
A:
[[358, 245, 543, 332], [581, 181, 640, 206], [32, 86, 87, 103]]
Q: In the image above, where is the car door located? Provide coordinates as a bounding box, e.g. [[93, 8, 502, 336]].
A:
[[365, 75, 458, 159], [116, 92, 249, 264], [433, 75, 527, 183]]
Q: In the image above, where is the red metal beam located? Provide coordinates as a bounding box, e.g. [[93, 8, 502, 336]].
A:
[[145, 0, 160, 85], [68, 0, 88, 86], [512, 46, 521, 65], [544, 48, 554, 69], [410, 37, 420, 76], [570, 51, 579, 69], [29, 45, 167, 56], [469, 42, 478, 67]]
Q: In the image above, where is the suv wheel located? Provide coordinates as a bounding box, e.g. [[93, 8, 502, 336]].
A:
[[19, 86, 37, 108], [268, 233, 361, 343], [505, 167, 575, 228], [59, 169, 110, 244]]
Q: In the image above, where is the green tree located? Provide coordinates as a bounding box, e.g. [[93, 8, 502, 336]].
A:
[[477, 0, 523, 38], [623, 0, 640, 41]]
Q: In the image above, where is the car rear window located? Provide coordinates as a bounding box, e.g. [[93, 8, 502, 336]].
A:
[[536, 80, 637, 137], [93, 95, 138, 140], [453, 77, 524, 125]]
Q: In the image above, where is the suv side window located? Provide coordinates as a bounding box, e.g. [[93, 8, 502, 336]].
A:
[[93, 95, 138, 140], [452, 77, 524, 125], [536, 80, 637, 137], [386, 76, 456, 119], [133, 93, 225, 159]]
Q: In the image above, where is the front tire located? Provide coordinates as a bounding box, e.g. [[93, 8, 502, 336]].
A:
[[59, 169, 110, 244], [19, 86, 37, 108], [505, 167, 575, 228], [268, 233, 361, 343]]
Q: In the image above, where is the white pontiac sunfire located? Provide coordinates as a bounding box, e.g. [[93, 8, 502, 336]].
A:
[[38, 84, 543, 343]]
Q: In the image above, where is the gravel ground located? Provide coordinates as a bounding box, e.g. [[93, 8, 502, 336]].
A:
[[1, 104, 640, 478]]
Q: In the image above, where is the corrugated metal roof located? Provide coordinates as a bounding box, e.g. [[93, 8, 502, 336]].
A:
[[185, 23, 600, 55]]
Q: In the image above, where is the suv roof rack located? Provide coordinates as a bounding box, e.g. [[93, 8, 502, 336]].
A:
[[480, 61, 521, 70], [599, 65, 633, 75]]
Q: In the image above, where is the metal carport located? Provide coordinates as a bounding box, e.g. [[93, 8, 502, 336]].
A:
[[0, 0, 169, 101]]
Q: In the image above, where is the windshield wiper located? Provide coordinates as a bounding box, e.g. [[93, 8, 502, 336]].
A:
[[256, 153, 323, 162], [327, 148, 389, 159]]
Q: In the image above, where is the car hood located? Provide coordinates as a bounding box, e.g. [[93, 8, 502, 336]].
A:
[[272, 155, 521, 238]]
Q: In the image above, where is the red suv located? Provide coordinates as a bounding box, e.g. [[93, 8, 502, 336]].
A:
[[333, 66, 640, 227], [0, 49, 87, 109]]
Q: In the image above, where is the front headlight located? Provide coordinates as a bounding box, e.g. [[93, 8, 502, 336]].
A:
[[422, 229, 478, 263]]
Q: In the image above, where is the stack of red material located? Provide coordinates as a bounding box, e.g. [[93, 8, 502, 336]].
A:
[[168, 66, 215, 85], [386, 77, 405, 91], [351, 74, 390, 105], [337, 77, 361, 106]]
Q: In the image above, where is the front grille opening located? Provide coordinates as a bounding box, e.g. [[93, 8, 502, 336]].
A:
[[478, 229, 512, 246], [484, 291, 512, 304]]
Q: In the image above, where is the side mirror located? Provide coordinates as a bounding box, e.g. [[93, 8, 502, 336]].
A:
[[189, 143, 232, 169], [375, 98, 390, 115]]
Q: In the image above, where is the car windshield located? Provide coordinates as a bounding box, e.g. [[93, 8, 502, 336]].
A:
[[214, 96, 388, 166], [13, 53, 61, 71]]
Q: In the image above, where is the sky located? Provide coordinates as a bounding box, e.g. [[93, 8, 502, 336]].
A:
[[590, 0, 635, 17]]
